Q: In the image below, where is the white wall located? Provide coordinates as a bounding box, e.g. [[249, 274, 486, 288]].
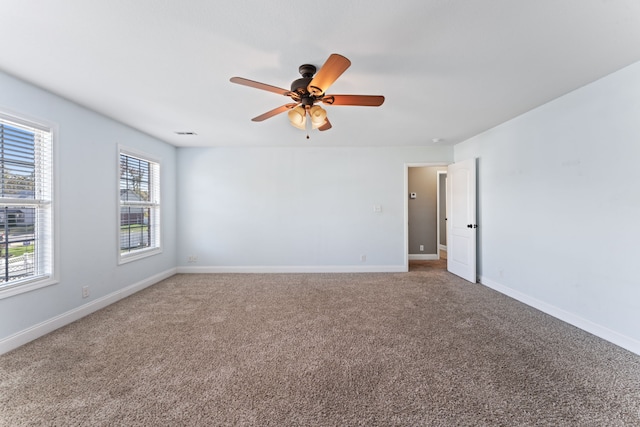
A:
[[454, 60, 640, 354], [177, 146, 452, 272], [0, 71, 177, 352]]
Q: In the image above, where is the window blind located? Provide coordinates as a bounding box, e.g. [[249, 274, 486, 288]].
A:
[[119, 151, 160, 259], [0, 114, 53, 287]]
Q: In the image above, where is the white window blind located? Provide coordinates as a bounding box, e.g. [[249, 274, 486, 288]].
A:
[[119, 149, 160, 261], [0, 114, 53, 290]]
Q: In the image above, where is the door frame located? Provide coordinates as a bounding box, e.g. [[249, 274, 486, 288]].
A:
[[404, 162, 449, 272], [437, 170, 447, 260]]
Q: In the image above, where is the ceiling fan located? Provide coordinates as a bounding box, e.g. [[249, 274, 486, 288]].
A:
[[230, 53, 384, 135]]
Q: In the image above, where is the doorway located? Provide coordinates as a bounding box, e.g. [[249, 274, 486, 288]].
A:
[[405, 164, 448, 271]]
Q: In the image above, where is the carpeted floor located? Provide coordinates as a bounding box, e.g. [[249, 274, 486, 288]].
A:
[[1, 263, 639, 426]]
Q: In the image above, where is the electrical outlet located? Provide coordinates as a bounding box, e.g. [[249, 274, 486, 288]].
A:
[[360, 254, 367, 262], [187, 255, 198, 263], [420, 245, 424, 251], [82, 286, 90, 299]]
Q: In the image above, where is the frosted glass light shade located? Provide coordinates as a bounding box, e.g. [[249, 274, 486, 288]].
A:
[[309, 105, 327, 129], [288, 106, 306, 129]]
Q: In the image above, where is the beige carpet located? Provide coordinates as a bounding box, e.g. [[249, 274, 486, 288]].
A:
[[2, 265, 640, 426]]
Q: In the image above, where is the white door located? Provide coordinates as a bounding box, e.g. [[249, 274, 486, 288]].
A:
[[447, 158, 477, 282]]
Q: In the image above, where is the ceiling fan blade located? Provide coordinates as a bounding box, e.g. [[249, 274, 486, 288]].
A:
[[307, 54, 351, 96], [251, 103, 299, 122], [322, 95, 385, 107], [230, 77, 291, 96], [318, 118, 332, 131]]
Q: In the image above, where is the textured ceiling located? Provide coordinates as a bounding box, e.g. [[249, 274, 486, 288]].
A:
[[1, 0, 640, 147]]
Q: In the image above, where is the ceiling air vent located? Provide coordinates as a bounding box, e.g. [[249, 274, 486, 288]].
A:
[[175, 131, 198, 135]]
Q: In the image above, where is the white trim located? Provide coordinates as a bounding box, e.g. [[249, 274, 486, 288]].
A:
[[117, 145, 162, 265], [0, 277, 58, 300], [0, 110, 58, 297], [119, 247, 163, 264], [408, 254, 439, 261], [177, 265, 406, 274], [479, 275, 640, 356], [436, 170, 447, 259], [439, 244, 447, 251], [0, 109, 55, 132], [0, 268, 176, 355], [118, 145, 162, 165]]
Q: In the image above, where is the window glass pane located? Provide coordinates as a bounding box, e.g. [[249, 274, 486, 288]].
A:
[[119, 150, 160, 261], [1, 124, 36, 198], [120, 207, 151, 252], [0, 207, 36, 283], [120, 154, 150, 202]]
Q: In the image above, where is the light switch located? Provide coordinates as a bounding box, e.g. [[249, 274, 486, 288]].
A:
[[373, 205, 382, 213]]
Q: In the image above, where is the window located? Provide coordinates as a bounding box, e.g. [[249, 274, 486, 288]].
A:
[[119, 148, 160, 262], [0, 113, 54, 295]]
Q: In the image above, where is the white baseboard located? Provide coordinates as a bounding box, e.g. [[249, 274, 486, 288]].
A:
[[408, 254, 439, 261], [479, 275, 640, 357], [0, 268, 176, 355], [176, 265, 407, 274]]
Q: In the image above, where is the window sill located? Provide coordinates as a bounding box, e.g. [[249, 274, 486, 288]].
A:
[[0, 276, 58, 300], [118, 247, 162, 265]]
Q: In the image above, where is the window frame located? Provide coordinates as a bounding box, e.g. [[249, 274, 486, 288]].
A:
[[117, 146, 161, 264], [0, 110, 57, 300]]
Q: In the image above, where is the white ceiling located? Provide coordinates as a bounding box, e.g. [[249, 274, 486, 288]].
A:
[[2, 1, 640, 148]]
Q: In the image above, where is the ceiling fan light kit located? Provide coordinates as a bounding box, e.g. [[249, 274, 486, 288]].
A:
[[230, 53, 384, 136], [288, 106, 306, 130]]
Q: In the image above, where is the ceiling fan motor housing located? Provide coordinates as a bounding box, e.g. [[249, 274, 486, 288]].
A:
[[291, 64, 319, 102]]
